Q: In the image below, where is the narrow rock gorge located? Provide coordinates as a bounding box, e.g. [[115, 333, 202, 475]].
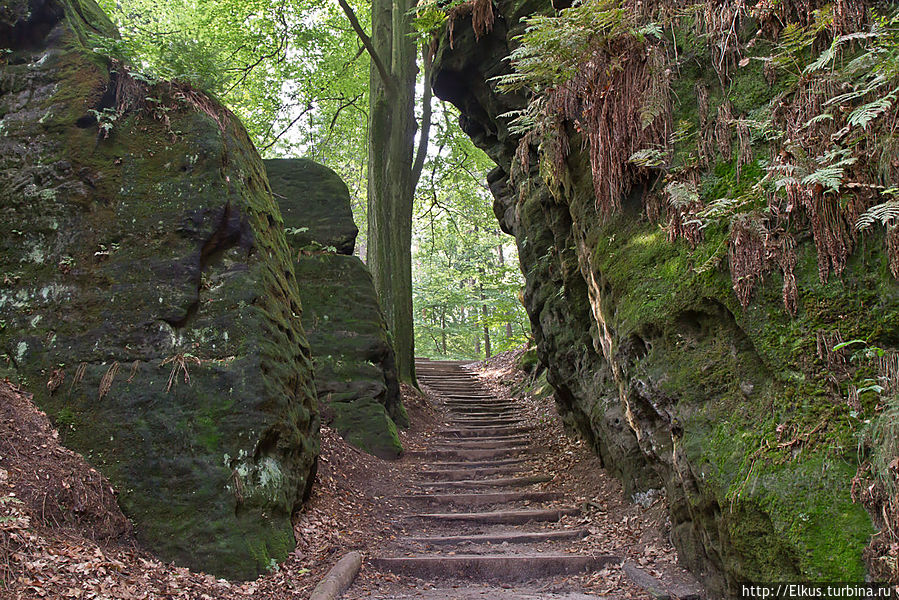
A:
[[432, 0, 893, 595]]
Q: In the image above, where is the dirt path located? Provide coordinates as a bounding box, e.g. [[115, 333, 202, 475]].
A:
[[342, 357, 704, 599], [0, 353, 705, 599]]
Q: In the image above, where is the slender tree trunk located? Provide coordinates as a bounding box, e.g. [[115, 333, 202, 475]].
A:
[[497, 244, 514, 341], [440, 306, 447, 355], [479, 278, 490, 359], [364, 0, 418, 383]]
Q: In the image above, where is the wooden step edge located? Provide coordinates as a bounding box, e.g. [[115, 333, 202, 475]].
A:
[[407, 507, 580, 524], [392, 491, 561, 506], [369, 554, 621, 581], [407, 527, 588, 546]]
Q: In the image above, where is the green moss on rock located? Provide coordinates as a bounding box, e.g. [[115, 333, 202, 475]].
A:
[[265, 159, 407, 458], [431, 0, 882, 596]]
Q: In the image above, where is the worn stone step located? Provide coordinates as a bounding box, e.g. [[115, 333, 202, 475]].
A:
[[443, 403, 516, 411], [447, 412, 524, 420], [408, 448, 528, 461], [450, 419, 527, 428], [408, 528, 589, 546], [407, 507, 579, 525], [434, 439, 528, 450], [394, 491, 561, 507], [427, 457, 530, 469], [437, 433, 530, 442], [446, 404, 521, 411], [443, 398, 516, 404], [417, 475, 553, 490], [440, 423, 527, 433], [440, 426, 535, 437], [418, 467, 526, 481], [370, 554, 618, 581], [424, 384, 483, 389]]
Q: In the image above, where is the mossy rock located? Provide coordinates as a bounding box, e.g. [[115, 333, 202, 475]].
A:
[[432, 0, 881, 596], [0, 0, 318, 580], [265, 162, 407, 457], [264, 158, 358, 255], [330, 398, 403, 459], [516, 347, 539, 373]]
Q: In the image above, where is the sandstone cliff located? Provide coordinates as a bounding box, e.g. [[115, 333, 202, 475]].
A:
[[0, 0, 319, 579], [432, 0, 892, 594]]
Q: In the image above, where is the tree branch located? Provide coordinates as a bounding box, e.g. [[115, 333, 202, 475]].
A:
[[411, 44, 433, 191], [336, 0, 395, 93]]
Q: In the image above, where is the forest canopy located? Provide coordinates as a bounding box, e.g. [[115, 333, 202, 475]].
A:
[[93, 0, 531, 359]]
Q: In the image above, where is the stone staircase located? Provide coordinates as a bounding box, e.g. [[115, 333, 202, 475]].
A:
[[358, 359, 618, 598]]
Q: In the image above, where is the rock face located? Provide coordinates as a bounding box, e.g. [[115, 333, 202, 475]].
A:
[[432, 1, 882, 596], [0, 0, 319, 580], [265, 158, 358, 255], [265, 159, 407, 459]]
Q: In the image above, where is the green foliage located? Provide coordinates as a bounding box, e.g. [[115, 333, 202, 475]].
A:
[[495, 0, 632, 94], [413, 118, 530, 359], [0, 495, 23, 525], [95, 0, 372, 163], [856, 189, 899, 231]]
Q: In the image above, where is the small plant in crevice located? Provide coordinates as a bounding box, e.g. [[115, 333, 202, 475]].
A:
[[413, 0, 495, 48], [161, 352, 202, 393]]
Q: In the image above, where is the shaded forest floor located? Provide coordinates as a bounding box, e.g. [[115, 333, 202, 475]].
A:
[[0, 351, 695, 599]]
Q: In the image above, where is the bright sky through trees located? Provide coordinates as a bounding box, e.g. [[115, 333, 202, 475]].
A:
[[94, 0, 531, 360]]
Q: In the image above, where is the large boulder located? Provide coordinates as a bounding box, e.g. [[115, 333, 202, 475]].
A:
[[0, 0, 319, 580], [265, 159, 407, 459]]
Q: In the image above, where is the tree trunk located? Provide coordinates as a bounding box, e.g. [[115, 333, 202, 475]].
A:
[[497, 244, 514, 341], [365, 0, 418, 383], [440, 305, 447, 355], [479, 279, 491, 359]]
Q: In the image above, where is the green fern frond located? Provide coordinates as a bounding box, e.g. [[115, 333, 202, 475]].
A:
[[857, 199, 899, 231]]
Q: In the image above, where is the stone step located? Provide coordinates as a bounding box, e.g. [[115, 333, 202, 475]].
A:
[[440, 426, 535, 437], [446, 404, 521, 411], [443, 403, 516, 410], [408, 448, 528, 461], [407, 507, 579, 525], [394, 491, 561, 507], [450, 419, 527, 428], [437, 433, 530, 442], [427, 457, 530, 469], [370, 554, 619, 581], [425, 380, 496, 397], [408, 528, 589, 546], [416, 475, 553, 490], [441, 394, 502, 400], [434, 439, 528, 450], [443, 397, 516, 404], [418, 466, 525, 480], [446, 411, 524, 420], [423, 383, 483, 389], [445, 422, 527, 431]]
